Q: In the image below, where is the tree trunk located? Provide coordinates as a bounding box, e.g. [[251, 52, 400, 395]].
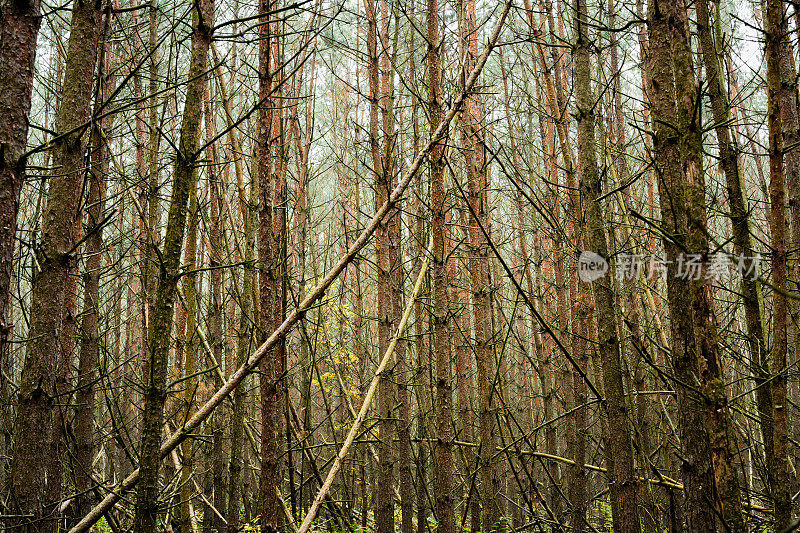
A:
[[181, 179, 200, 533], [408, 3, 431, 529], [133, 0, 213, 528], [648, 0, 744, 528], [573, 2, 639, 531], [0, 0, 42, 492], [428, 0, 454, 531], [363, 0, 395, 528], [457, 0, 501, 529], [256, 0, 285, 528], [697, 0, 775, 518], [10, 0, 103, 527], [764, 0, 793, 526], [205, 72, 227, 533], [228, 174, 254, 533], [73, 15, 114, 523]]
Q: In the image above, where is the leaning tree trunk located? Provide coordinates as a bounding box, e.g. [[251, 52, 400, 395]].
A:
[[133, 0, 214, 528]]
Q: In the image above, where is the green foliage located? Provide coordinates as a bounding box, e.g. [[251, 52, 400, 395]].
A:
[[311, 298, 364, 432], [347, 523, 369, 533], [89, 517, 112, 533], [243, 514, 261, 533]]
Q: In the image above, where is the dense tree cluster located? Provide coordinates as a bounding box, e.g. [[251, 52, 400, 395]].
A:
[[2, 0, 800, 530]]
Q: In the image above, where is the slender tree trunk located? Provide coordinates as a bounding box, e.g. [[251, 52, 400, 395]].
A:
[[457, 0, 500, 528], [208, 45, 251, 533], [73, 15, 114, 523], [364, 0, 395, 528], [126, 4, 146, 473], [428, 0, 453, 531], [452, 240, 479, 533], [392, 184, 412, 533], [764, 0, 793, 526], [256, 0, 285, 529], [180, 179, 200, 533], [378, 6, 411, 532], [143, 0, 161, 397], [563, 54, 590, 533], [133, 0, 213, 527], [204, 72, 227, 533], [273, 22, 288, 519], [408, 3, 431, 529], [535, 82, 563, 524], [573, 2, 639, 531], [697, 0, 775, 517], [604, 1, 661, 527], [228, 179, 254, 533], [773, 0, 800, 507]]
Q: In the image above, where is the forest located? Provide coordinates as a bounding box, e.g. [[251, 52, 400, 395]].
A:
[[2, 0, 800, 529]]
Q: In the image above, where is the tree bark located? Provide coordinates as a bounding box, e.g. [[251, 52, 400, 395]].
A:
[[363, 0, 396, 528], [648, 0, 744, 528], [204, 80, 228, 533], [572, 3, 639, 531], [10, 0, 103, 527], [764, 0, 793, 526], [133, 0, 214, 528], [0, 0, 42, 492], [73, 14, 114, 523], [428, 0, 454, 531], [697, 0, 775, 520], [180, 183, 200, 533], [456, 1, 501, 529], [256, 0, 285, 528], [228, 175, 254, 533]]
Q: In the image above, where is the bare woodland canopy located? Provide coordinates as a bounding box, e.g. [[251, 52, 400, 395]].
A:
[[3, 0, 800, 530]]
